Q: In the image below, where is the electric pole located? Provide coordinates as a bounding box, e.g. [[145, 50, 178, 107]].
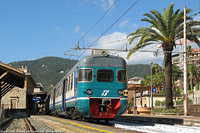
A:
[[183, 6, 188, 116]]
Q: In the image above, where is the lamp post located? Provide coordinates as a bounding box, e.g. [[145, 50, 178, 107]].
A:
[[150, 62, 154, 111]]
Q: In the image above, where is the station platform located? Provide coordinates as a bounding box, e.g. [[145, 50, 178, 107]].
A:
[[1, 114, 200, 128], [117, 114, 200, 126]]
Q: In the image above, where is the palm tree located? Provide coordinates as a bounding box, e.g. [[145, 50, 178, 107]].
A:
[[152, 63, 162, 74], [188, 63, 199, 90], [127, 3, 200, 108], [142, 63, 164, 93]]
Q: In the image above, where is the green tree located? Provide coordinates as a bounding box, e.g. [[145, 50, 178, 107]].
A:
[[142, 63, 164, 91], [127, 3, 200, 108], [152, 63, 162, 74], [188, 63, 199, 90]]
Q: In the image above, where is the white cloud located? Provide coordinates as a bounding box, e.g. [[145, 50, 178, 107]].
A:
[[80, 31, 164, 65], [80, 0, 115, 11], [127, 45, 164, 65], [74, 25, 81, 33], [193, 14, 200, 21], [95, 31, 164, 65], [119, 20, 130, 28], [119, 19, 138, 30], [55, 26, 62, 31], [65, 0, 77, 12], [132, 23, 138, 28]]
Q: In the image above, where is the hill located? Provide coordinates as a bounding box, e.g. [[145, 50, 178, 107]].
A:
[[10, 56, 150, 93], [127, 64, 150, 79], [10, 56, 78, 92]]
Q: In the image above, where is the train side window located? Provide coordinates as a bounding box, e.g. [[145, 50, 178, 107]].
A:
[[78, 69, 93, 82], [59, 84, 62, 96], [97, 70, 114, 82], [117, 70, 127, 82], [65, 78, 68, 92], [71, 74, 73, 90], [68, 76, 71, 92]]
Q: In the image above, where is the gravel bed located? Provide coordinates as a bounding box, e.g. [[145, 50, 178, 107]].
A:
[[28, 116, 55, 132], [0, 118, 27, 132]]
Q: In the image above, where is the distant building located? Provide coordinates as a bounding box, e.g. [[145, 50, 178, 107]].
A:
[[127, 77, 181, 110], [128, 77, 143, 84], [172, 48, 200, 70], [172, 48, 200, 104], [29, 83, 47, 113]]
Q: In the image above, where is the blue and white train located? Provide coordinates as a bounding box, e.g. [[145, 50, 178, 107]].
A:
[[45, 53, 128, 122]]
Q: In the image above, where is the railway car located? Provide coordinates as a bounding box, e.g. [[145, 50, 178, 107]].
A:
[[46, 53, 128, 122]]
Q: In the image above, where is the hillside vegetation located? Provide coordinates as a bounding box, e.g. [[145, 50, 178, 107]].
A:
[[10, 56, 150, 93]]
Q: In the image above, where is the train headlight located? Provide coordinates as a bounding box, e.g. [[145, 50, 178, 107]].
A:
[[86, 89, 93, 95], [117, 89, 123, 95], [123, 90, 129, 96]]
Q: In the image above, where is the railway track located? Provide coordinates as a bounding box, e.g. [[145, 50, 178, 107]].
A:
[[24, 118, 35, 133], [0, 116, 53, 132]]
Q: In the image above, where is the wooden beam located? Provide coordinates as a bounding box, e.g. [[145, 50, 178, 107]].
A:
[[1, 84, 12, 94], [0, 82, 1, 108], [0, 62, 24, 78], [0, 72, 8, 80], [1, 82, 8, 88], [1, 85, 15, 97]]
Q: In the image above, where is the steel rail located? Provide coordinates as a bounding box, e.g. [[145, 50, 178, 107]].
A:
[[24, 118, 34, 133]]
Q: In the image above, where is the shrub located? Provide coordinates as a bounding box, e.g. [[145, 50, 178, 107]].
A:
[[155, 100, 165, 106], [152, 107, 184, 114]]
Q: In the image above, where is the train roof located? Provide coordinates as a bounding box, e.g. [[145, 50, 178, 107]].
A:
[[46, 55, 126, 96], [78, 55, 126, 68]]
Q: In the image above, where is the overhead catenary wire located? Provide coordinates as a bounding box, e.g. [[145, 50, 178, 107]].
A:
[[94, 38, 128, 46], [78, 0, 119, 42], [77, 0, 140, 60]]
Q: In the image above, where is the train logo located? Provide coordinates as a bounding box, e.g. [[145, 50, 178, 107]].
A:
[[101, 90, 110, 96]]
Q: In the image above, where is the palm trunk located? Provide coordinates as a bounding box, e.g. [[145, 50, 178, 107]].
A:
[[190, 72, 193, 90], [164, 51, 173, 109]]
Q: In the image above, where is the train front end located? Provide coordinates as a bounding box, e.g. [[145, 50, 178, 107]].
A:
[[77, 55, 128, 120]]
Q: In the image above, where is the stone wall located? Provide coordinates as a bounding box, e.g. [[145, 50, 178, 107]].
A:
[[1, 87, 26, 109]]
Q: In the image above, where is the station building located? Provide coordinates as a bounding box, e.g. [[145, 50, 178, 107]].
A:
[[1, 66, 36, 110], [0, 62, 46, 116]]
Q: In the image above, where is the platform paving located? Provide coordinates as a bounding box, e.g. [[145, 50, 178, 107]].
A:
[[118, 114, 200, 126]]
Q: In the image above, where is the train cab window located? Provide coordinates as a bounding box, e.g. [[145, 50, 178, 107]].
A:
[[117, 70, 127, 82], [97, 70, 114, 82], [78, 69, 93, 82]]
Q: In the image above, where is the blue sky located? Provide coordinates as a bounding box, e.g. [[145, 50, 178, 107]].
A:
[[0, 0, 199, 64]]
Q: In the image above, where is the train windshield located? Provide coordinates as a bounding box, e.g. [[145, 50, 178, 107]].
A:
[[78, 69, 93, 82], [117, 70, 127, 82], [97, 70, 114, 82]]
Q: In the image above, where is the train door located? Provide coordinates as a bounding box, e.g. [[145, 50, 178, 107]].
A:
[[74, 71, 77, 98], [53, 88, 56, 111], [62, 79, 67, 111]]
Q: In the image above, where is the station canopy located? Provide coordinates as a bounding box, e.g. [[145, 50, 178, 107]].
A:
[[0, 61, 24, 98]]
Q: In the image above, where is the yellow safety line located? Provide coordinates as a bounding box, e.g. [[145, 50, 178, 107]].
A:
[[49, 116, 114, 133]]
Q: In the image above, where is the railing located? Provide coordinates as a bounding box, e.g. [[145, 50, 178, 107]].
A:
[[176, 104, 200, 116]]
